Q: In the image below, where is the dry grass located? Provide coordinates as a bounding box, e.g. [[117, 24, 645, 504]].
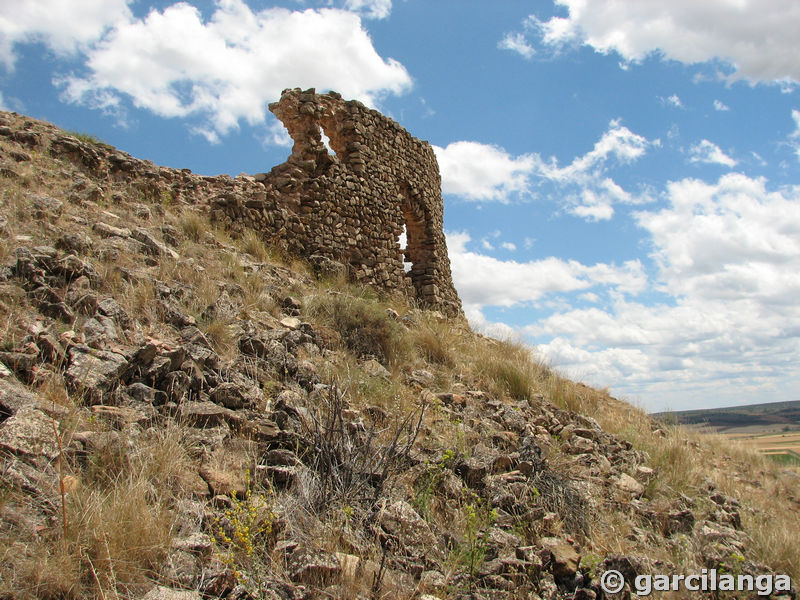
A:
[[202, 318, 237, 359], [305, 290, 411, 368], [239, 229, 272, 263], [0, 422, 194, 599], [179, 210, 208, 243], [411, 319, 457, 368]]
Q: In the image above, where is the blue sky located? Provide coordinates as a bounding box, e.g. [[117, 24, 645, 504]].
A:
[[3, 0, 800, 411]]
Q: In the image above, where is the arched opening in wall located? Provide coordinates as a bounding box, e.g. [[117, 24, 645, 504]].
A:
[[317, 116, 348, 159], [397, 224, 412, 272], [319, 128, 336, 157], [398, 187, 434, 300]]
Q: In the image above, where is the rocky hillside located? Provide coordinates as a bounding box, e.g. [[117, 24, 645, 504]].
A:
[[0, 110, 798, 600]]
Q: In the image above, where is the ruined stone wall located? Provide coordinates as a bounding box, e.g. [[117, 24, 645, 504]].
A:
[[210, 88, 463, 317]]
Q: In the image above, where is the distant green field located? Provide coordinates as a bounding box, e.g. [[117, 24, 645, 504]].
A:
[[763, 451, 800, 467]]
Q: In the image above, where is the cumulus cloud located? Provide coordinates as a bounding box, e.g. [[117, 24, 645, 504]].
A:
[[527, 0, 800, 86], [435, 119, 652, 215], [660, 94, 684, 109], [517, 173, 800, 410], [446, 231, 647, 315], [9, 0, 410, 139], [637, 174, 800, 302], [689, 139, 737, 167], [0, 0, 131, 70], [433, 141, 537, 202], [790, 109, 800, 159], [713, 99, 730, 111], [498, 32, 536, 59], [343, 0, 391, 20]]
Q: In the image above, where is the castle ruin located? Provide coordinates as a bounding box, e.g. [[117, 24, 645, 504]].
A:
[[210, 88, 463, 317]]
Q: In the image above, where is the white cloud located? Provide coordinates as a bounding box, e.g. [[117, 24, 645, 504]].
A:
[[713, 99, 730, 111], [55, 1, 410, 138], [791, 109, 800, 136], [637, 173, 800, 302], [553, 175, 800, 407], [433, 141, 536, 202], [660, 94, 684, 109], [343, 0, 391, 20], [452, 173, 800, 410], [501, 241, 517, 251], [571, 200, 614, 221], [0, 0, 131, 70], [446, 230, 647, 313], [539, 120, 651, 181], [435, 119, 652, 215], [498, 32, 536, 59], [689, 139, 737, 167], [790, 109, 800, 159], [528, 0, 800, 86]]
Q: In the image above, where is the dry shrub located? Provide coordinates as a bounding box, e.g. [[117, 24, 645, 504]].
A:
[[296, 384, 425, 513], [529, 468, 589, 535], [179, 210, 208, 243], [307, 292, 409, 367], [475, 340, 543, 401], [412, 323, 455, 367]]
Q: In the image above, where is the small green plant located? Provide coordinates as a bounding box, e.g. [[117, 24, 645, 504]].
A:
[[580, 551, 603, 579], [65, 130, 104, 145], [452, 494, 497, 581], [412, 449, 456, 519]]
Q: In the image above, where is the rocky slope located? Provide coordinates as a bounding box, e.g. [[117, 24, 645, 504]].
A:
[[0, 110, 798, 600]]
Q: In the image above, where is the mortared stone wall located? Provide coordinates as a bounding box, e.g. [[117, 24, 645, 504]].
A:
[[210, 88, 463, 317]]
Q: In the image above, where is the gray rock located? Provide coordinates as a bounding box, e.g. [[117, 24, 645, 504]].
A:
[[288, 545, 341, 585], [132, 227, 179, 259], [65, 346, 127, 403], [178, 400, 241, 428], [0, 377, 38, 416], [210, 381, 259, 410], [142, 586, 202, 600], [93, 222, 131, 239], [378, 500, 442, 562], [0, 406, 59, 460]]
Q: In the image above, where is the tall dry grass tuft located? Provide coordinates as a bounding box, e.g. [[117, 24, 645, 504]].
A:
[[306, 291, 411, 368], [179, 211, 208, 243], [471, 339, 545, 401], [0, 422, 195, 599], [411, 320, 457, 368]]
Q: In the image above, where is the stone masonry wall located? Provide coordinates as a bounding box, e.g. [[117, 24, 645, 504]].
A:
[[210, 88, 463, 317]]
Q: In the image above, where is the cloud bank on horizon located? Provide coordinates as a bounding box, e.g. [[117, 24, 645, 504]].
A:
[[2, 0, 800, 411]]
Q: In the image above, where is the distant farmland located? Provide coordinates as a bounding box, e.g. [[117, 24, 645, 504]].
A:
[[652, 400, 800, 465]]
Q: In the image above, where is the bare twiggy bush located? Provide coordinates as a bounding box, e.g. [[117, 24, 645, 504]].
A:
[[528, 468, 590, 536], [297, 384, 426, 513]]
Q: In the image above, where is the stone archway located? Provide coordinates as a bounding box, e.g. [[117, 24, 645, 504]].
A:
[[397, 183, 436, 301]]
